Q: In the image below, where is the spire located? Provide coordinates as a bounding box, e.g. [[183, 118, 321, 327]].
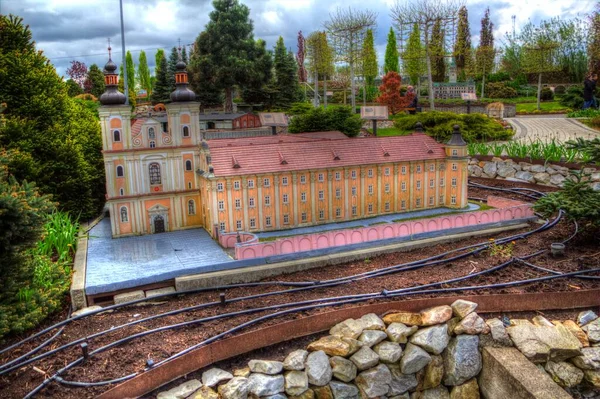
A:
[[447, 125, 467, 146], [99, 39, 127, 106], [170, 42, 196, 102]]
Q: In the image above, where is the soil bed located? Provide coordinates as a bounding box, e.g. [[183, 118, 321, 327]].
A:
[[1, 180, 598, 399]]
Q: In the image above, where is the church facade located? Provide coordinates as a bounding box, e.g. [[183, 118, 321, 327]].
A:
[[99, 53, 469, 239]]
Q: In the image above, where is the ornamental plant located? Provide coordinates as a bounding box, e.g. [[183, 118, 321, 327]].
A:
[[376, 71, 413, 115]]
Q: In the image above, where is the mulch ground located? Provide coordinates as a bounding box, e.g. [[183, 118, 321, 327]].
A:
[[1, 178, 599, 399]]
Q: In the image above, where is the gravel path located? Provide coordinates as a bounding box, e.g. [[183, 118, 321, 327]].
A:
[[506, 116, 599, 143]]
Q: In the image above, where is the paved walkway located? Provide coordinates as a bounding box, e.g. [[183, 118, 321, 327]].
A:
[[255, 204, 480, 239], [506, 116, 599, 143], [85, 219, 233, 294]]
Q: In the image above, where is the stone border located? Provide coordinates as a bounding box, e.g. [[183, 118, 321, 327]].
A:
[[175, 222, 529, 292]]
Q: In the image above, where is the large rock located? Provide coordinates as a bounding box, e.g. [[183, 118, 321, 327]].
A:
[[570, 347, 600, 370], [450, 300, 477, 319], [497, 164, 516, 178], [157, 379, 202, 399], [454, 313, 488, 335], [355, 364, 392, 398], [285, 371, 309, 396], [249, 360, 284, 375], [307, 336, 361, 357], [582, 318, 600, 343], [387, 322, 419, 343], [290, 389, 315, 399], [449, 379, 480, 399], [485, 318, 512, 346], [350, 346, 380, 370], [577, 310, 598, 327], [420, 306, 453, 326], [482, 162, 497, 178], [284, 349, 309, 371], [400, 343, 432, 374], [330, 319, 364, 339], [305, 351, 332, 386], [531, 315, 554, 327], [373, 341, 402, 363], [248, 373, 285, 397], [419, 354, 444, 390], [190, 386, 219, 399], [550, 174, 566, 187], [360, 313, 386, 330], [358, 330, 388, 347], [506, 323, 582, 362], [583, 369, 600, 388], [416, 385, 450, 399], [233, 367, 251, 378], [386, 364, 417, 395], [530, 164, 546, 173], [328, 381, 359, 399], [561, 320, 589, 347], [544, 361, 584, 388], [515, 171, 535, 183], [218, 377, 250, 399], [383, 312, 423, 326], [202, 368, 233, 387], [410, 324, 450, 355], [329, 356, 357, 382], [468, 165, 483, 177], [533, 172, 551, 185], [312, 385, 333, 399], [443, 335, 482, 386]]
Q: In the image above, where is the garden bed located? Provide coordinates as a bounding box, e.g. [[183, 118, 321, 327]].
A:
[[0, 180, 596, 399]]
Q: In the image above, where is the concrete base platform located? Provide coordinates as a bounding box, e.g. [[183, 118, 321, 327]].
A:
[[479, 346, 571, 399], [175, 222, 529, 292]]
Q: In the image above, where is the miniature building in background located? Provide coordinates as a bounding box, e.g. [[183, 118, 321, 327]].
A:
[[199, 112, 261, 130], [433, 82, 476, 99]]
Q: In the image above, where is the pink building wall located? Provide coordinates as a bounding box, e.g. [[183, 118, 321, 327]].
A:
[[225, 196, 533, 260]]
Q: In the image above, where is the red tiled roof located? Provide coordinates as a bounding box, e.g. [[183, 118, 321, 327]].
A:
[[206, 131, 347, 148], [208, 132, 447, 177], [130, 119, 144, 136]]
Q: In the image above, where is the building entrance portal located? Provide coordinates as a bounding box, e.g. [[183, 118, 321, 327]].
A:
[[154, 215, 165, 233]]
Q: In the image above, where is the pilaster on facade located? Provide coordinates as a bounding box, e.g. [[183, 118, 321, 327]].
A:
[[344, 168, 350, 219], [409, 163, 415, 209], [377, 166, 383, 214], [360, 169, 366, 217], [226, 179, 234, 231], [424, 165, 429, 210], [257, 178, 264, 231], [393, 165, 399, 212], [242, 179, 249, 230], [274, 176, 281, 229], [292, 173, 299, 225], [310, 172, 316, 222], [327, 172, 333, 223]]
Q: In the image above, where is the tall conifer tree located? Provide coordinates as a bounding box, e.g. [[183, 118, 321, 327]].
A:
[[167, 47, 179, 93], [151, 56, 171, 104], [431, 19, 446, 82], [273, 36, 300, 108], [402, 23, 426, 86], [137, 50, 151, 95], [384, 27, 399, 74], [362, 29, 378, 87], [454, 6, 472, 78], [85, 64, 105, 98]]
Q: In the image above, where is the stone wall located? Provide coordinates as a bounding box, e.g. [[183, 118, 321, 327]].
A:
[[469, 157, 600, 190], [157, 301, 600, 399]]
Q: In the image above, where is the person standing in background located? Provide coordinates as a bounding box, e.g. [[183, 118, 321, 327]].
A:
[[583, 74, 598, 109]]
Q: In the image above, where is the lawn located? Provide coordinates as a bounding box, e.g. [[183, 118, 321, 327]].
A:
[[371, 127, 405, 136], [515, 101, 571, 114]]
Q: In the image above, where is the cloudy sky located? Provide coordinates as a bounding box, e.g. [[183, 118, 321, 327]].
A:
[[1, 0, 597, 78]]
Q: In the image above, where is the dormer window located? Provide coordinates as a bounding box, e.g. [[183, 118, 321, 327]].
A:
[[113, 130, 121, 142], [452, 149, 458, 156], [182, 125, 190, 137]]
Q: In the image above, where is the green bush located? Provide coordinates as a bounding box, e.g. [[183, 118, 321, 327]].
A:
[[560, 86, 585, 110], [392, 111, 512, 142], [485, 82, 518, 99], [553, 85, 566, 96], [567, 109, 600, 118], [540, 88, 554, 101], [288, 106, 362, 137], [486, 72, 511, 83]]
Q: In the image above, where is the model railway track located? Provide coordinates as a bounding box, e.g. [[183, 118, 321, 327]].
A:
[[1, 183, 597, 398]]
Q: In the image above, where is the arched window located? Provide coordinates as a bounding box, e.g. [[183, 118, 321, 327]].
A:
[[148, 127, 156, 139], [120, 206, 128, 222], [149, 141, 156, 148], [113, 130, 121, 142], [149, 163, 161, 185], [185, 160, 192, 171], [116, 165, 124, 177], [188, 200, 196, 215], [182, 125, 190, 137]]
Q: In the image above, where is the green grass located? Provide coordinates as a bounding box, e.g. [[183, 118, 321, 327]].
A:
[[370, 127, 405, 137], [516, 101, 571, 114]]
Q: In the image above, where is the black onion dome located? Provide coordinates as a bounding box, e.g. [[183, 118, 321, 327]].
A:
[[100, 56, 127, 106], [170, 56, 196, 102], [447, 124, 467, 146], [103, 58, 118, 73], [176, 59, 186, 71]]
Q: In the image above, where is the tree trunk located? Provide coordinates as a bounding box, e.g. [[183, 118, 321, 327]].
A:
[[350, 61, 356, 111], [314, 70, 319, 107], [537, 72, 542, 111], [225, 87, 233, 113], [424, 29, 435, 111], [324, 78, 328, 108], [481, 66, 486, 99]]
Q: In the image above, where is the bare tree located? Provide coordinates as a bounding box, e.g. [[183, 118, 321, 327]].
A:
[[391, 0, 463, 110], [324, 7, 377, 110]]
